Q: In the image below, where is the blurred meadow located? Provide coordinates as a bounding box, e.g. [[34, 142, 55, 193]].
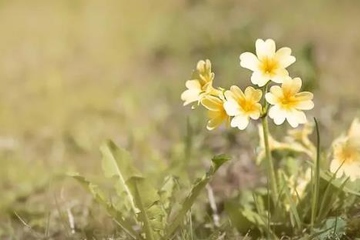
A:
[[1, 0, 360, 239]]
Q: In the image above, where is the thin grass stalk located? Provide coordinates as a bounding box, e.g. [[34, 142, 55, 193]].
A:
[[311, 118, 320, 232]]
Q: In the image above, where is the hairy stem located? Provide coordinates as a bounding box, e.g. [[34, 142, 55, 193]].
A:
[[261, 116, 278, 204], [261, 83, 278, 205]]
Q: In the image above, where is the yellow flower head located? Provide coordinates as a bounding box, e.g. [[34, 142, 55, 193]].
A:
[[265, 77, 314, 128], [287, 122, 314, 146], [347, 118, 360, 144], [201, 95, 230, 130], [196, 59, 214, 83], [224, 86, 262, 130], [256, 124, 314, 165], [330, 118, 360, 181], [284, 168, 311, 211], [181, 59, 220, 106], [240, 39, 296, 87], [286, 122, 316, 158]]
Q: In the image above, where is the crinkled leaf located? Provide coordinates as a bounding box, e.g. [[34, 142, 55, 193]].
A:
[[225, 199, 268, 237], [100, 140, 141, 214], [225, 189, 278, 239], [312, 217, 346, 240], [127, 176, 165, 240], [159, 175, 179, 213], [69, 173, 140, 239]]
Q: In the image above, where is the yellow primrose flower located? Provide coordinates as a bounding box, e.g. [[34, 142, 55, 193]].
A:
[[181, 59, 220, 106], [347, 118, 360, 143], [286, 122, 316, 158], [287, 122, 314, 147], [289, 168, 311, 199], [224, 86, 262, 130], [256, 125, 311, 164], [239, 39, 296, 87], [330, 118, 360, 181], [284, 168, 311, 211], [201, 95, 230, 130], [265, 77, 314, 128]]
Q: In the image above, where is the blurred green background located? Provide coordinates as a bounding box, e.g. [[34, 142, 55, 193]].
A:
[[1, 0, 360, 238]]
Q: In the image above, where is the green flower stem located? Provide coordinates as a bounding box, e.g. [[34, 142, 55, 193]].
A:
[[261, 116, 278, 204], [261, 84, 278, 204]]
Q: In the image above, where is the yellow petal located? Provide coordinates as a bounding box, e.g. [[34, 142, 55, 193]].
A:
[[283, 77, 302, 95], [201, 96, 222, 111], [256, 39, 276, 59], [244, 86, 262, 102], [240, 52, 259, 71], [268, 85, 283, 99], [207, 116, 224, 130], [231, 115, 250, 130], [265, 92, 276, 105], [271, 69, 289, 83], [251, 71, 270, 87], [296, 99, 314, 110], [229, 85, 245, 100], [274, 47, 296, 68], [185, 80, 201, 90]]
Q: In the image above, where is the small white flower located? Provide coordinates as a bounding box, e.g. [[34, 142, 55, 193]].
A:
[[224, 86, 262, 130], [265, 77, 314, 128], [330, 118, 360, 181], [181, 59, 220, 106], [201, 95, 230, 130], [240, 39, 296, 87]]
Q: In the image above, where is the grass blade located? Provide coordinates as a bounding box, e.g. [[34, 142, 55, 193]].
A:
[[311, 118, 320, 232]]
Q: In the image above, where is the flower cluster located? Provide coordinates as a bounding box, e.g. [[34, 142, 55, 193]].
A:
[[330, 118, 360, 181], [181, 39, 314, 130]]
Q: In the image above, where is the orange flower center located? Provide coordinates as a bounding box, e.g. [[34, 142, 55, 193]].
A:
[[279, 92, 299, 110], [260, 57, 279, 75], [240, 98, 258, 113], [335, 142, 359, 164]]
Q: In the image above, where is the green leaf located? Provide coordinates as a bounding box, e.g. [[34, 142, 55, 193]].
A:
[[311, 118, 321, 232], [225, 199, 254, 234], [127, 176, 165, 240], [211, 154, 231, 171], [316, 175, 348, 223], [100, 140, 141, 214], [69, 173, 140, 239], [225, 199, 274, 238], [163, 154, 230, 239], [320, 170, 360, 196], [101, 140, 140, 178], [159, 175, 179, 213], [312, 217, 346, 240]]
